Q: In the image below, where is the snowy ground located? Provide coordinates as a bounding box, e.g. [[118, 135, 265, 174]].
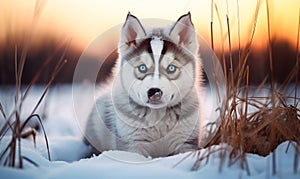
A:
[[0, 85, 299, 179]]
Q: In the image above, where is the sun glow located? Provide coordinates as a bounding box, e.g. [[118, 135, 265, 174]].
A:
[[0, 0, 299, 53]]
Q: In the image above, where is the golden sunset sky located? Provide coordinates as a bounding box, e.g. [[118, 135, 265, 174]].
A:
[[0, 0, 299, 53]]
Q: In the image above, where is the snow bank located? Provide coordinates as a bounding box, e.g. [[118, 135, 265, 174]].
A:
[[0, 137, 299, 179], [0, 85, 299, 179]]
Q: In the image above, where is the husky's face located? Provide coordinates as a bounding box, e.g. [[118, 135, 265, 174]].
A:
[[118, 13, 199, 109]]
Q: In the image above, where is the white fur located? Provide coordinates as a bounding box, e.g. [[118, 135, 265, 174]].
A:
[[150, 37, 163, 79]]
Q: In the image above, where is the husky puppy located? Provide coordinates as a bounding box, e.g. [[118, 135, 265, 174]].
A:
[[84, 12, 203, 157]]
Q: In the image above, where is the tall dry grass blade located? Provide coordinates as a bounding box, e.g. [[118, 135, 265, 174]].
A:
[[212, 3, 229, 130], [12, 104, 22, 168], [266, 0, 275, 105], [16, 42, 29, 102], [0, 115, 14, 141], [237, 0, 261, 88], [243, 153, 251, 175], [0, 107, 19, 141], [245, 66, 249, 120], [0, 102, 13, 141], [272, 151, 276, 175], [18, 124, 22, 168], [10, 44, 20, 168], [9, 123, 16, 167], [0, 140, 12, 162], [22, 156, 38, 167], [295, 8, 300, 107], [225, 0, 238, 120], [243, 0, 262, 56], [214, 3, 231, 132], [210, 0, 214, 50], [214, 4, 226, 80], [226, 4, 233, 79], [0, 102, 7, 120], [253, 75, 269, 96], [236, 0, 241, 70], [208, 0, 222, 104], [0, 101, 13, 141], [172, 151, 194, 168], [218, 148, 225, 172], [9, 101, 22, 168], [14, 45, 19, 103], [13, 44, 23, 168], [279, 66, 298, 94]]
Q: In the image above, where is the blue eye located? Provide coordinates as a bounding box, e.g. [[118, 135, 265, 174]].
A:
[[167, 65, 176, 73], [138, 64, 147, 73]]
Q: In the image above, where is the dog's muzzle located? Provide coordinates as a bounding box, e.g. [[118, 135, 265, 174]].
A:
[[147, 88, 163, 102]]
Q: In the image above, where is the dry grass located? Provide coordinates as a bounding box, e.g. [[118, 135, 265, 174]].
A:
[[193, 0, 300, 175], [0, 0, 68, 168]]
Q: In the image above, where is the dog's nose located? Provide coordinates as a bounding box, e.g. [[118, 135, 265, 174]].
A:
[[147, 88, 163, 101]]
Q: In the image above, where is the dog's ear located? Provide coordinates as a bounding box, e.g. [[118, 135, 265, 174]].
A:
[[169, 12, 198, 53], [120, 12, 146, 48]]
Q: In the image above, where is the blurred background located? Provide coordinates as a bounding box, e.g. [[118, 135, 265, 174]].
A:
[[0, 0, 299, 85]]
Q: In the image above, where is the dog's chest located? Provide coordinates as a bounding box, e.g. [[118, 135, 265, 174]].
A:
[[116, 107, 181, 142]]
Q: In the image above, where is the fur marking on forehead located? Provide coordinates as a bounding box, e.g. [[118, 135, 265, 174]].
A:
[[150, 36, 164, 60]]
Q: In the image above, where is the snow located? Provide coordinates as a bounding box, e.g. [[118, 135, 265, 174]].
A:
[[0, 85, 299, 179]]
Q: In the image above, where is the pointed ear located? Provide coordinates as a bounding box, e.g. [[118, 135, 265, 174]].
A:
[[169, 12, 198, 53], [120, 12, 146, 48]]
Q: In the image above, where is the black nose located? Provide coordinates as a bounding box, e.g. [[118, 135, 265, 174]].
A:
[[147, 88, 163, 101]]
